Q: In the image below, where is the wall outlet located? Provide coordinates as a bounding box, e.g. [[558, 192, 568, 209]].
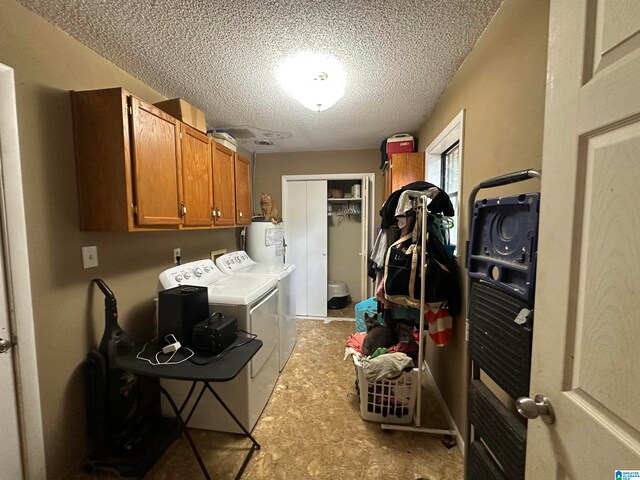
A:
[[173, 247, 181, 264], [81, 246, 99, 269]]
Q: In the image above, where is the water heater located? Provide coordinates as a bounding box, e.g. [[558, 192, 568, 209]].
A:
[[246, 220, 284, 264]]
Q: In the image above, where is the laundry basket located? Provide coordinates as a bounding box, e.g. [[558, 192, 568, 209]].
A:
[[353, 356, 417, 424]]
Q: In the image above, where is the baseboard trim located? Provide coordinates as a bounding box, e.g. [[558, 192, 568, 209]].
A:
[[423, 360, 465, 455]]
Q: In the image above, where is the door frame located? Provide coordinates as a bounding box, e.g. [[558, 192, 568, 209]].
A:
[[0, 63, 47, 479], [282, 173, 376, 304]]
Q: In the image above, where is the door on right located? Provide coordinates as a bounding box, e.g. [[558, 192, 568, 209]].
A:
[[526, 0, 640, 478]]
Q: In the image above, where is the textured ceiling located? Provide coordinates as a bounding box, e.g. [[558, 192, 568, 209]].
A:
[[18, 0, 503, 153]]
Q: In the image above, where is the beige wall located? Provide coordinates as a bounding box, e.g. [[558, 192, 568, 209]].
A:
[[417, 0, 549, 440], [254, 150, 382, 304], [0, 1, 240, 477], [254, 149, 382, 211]]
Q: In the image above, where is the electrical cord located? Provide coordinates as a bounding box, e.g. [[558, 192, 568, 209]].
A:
[[189, 330, 258, 365], [136, 333, 194, 366]]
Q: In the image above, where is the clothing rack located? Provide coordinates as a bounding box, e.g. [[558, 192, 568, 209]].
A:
[[381, 193, 456, 439]]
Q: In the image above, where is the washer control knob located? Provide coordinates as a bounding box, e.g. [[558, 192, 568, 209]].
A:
[[184, 272, 191, 279], [175, 275, 183, 282], [204, 265, 210, 272], [194, 267, 203, 277]]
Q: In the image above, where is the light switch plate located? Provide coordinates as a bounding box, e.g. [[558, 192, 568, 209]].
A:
[[82, 246, 99, 269]]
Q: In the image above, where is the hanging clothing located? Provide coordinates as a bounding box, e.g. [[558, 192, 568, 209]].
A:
[[367, 181, 460, 347], [379, 181, 454, 229]]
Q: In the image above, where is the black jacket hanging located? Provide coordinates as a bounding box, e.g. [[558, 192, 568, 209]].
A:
[[379, 181, 455, 229]]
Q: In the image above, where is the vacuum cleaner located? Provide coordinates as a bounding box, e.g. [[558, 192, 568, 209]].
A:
[[83, 278, 179, 477]]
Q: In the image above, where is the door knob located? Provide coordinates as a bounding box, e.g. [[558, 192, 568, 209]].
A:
[[0, 338, 12, 354], [516, 394, 555, 424]]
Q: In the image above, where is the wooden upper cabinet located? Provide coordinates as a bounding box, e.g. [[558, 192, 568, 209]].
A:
[[180, 124, 213, 227], [235, 153, 252, 225], [70, 88, 183, 231], [383, 152, 425, 200], [71, 87, 248, 231], [211, 141, 236, 226], [130, 96, 183, 226]]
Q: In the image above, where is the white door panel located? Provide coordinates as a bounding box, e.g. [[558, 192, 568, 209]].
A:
[[527, 0, 640, 477], [0, 64, 23, 480], [285, 181, 308, 315], [0, 241, 22, 479], [360, 179, 370, 299], [306, 180, 327, 316]]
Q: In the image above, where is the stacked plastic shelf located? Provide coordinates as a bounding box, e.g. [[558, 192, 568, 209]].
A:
[[465, 192, 541, 480]]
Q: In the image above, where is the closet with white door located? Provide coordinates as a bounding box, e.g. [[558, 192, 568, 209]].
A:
[[327, 179, 364, 306], [283, 174, 374, 318]]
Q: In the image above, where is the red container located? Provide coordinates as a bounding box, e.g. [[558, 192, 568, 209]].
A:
[[386, 134, 415, 157]]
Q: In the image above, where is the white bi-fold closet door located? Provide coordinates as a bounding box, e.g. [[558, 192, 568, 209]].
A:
[[285, 180, 327, 317]]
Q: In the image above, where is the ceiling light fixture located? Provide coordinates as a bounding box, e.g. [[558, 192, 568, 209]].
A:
[[277, 52, 346, 112]]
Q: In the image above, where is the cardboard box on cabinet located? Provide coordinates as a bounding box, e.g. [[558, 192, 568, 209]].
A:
[[154, 98, 206, 133]]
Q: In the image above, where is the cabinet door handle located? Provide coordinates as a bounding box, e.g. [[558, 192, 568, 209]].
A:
[[217, 209, 222, 218], [238, 211, 243, 218], [179, 202, 187, 217]]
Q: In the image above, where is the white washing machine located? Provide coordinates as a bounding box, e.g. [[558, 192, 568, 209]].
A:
[[216, 250, 297, 372], [157, 259, 278, 433]]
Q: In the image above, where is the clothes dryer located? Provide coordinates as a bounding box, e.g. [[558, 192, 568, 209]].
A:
[[216, 250, 296, 371], [157, 259, 278, 433]]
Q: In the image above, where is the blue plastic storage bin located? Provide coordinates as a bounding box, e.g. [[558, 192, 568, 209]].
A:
[[355, 297, 379, 332]]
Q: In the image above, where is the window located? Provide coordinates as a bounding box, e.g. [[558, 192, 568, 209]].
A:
[[441, 142, 459, 246], [426, 110, 464, 252]]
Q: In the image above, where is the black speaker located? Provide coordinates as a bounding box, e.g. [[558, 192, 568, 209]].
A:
[[158, 285, 209, 347], [192, 314, 238, 354]]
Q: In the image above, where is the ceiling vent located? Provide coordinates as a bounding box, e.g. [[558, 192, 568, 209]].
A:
[[225, 128, 256, 139]]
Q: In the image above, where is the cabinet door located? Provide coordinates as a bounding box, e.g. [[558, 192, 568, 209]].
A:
[[390, 152, 425, 193], [71, 87, 132, 231], [181, 124, 213, 227], [235, 153, 252, 225], [130, 96, 183, 226], [211, 141, 236, 226], [383, 167, 392, 200]]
